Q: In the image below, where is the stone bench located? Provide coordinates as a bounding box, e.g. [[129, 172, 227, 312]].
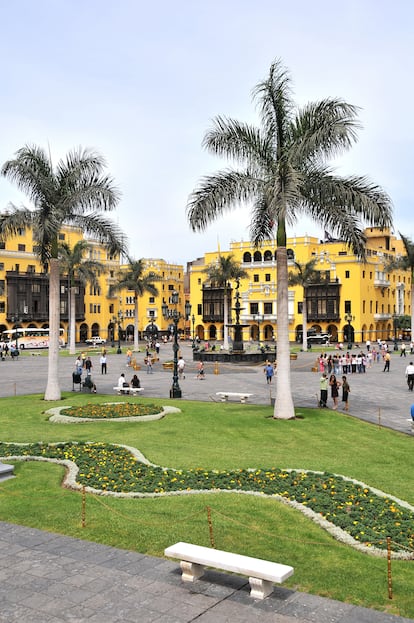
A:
[[406, 419, 414, 432], [216, 391, 253, 403], [113, 387, 144, 396], [164, 542, 293, 600]]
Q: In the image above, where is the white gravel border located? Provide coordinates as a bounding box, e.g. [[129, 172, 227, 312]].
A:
[[46, 404, 181, 423]]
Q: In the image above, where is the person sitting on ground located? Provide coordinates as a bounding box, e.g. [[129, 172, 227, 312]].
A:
[[131, 374, 141, 388]]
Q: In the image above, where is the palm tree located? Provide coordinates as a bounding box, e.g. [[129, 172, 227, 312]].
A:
[[59, 240, 106, 355], [203, 254, 248, 349], [0, 145, 124, 400], [187, 59, 392, 419], [288, 258, 319, 352], [385, 233, 414, 339], [109, 258, 161, 352]]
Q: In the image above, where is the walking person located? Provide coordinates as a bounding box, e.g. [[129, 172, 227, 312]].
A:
[[329, 374, 340, 410], [100, 353, 107, 374], [319, 372, 328, 408], [146, 353, 153, 374], [400, 342, 407, 357], [196, 361, 205, 379], [341, 376, 350, 411], [177, 356, 186, 380], [405, 361, 414, 391], [383, 351, 391, 372], [263, 361, 274, 384], [85, 356, 93, 374]]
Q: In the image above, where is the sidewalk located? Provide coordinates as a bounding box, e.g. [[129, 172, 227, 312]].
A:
[[1, 521, 412, 623]]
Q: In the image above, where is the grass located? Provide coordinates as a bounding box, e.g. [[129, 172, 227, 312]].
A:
[[1, 393, 414, 617]]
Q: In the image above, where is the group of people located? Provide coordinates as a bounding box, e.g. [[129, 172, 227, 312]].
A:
[[1, 343, 19, 360], [319, 373, 350, 411], [117, 372, 141, 390], [73, 353, 97, 392]]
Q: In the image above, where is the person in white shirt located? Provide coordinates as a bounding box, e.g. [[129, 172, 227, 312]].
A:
[[405, 362, 414, 391], [177, 356, 185, 379], [118, 373, 127, 387]]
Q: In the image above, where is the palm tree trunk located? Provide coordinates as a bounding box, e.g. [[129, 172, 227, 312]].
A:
[[133, 299, 139, 352], [223, 288, 229, 350], [273, 247, 295, 419], [69, 285, 76, 354], [302, 293, 308, 352], [44, 258, 62, 400]]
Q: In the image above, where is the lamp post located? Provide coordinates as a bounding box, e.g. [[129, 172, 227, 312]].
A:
[[11, 314, 22, 351], [393, 315, 399, 351], [162, 292, 191, 398], [191, 314, 195, 349], [344, 313, 355, 350], [112, 309, 123, 354]]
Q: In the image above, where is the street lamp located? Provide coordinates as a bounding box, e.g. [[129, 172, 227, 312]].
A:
[[393, 315, 399, 351], [344, 313, 355, 350], [11, 314, 22, 351], [191, 314, 195, 349], [162, 292, 191, 398], [112, 309, 123, 354]]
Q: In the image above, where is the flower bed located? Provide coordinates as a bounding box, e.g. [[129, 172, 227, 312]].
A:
[[1, 440, 413, 557], [61, 403, 160, 419]]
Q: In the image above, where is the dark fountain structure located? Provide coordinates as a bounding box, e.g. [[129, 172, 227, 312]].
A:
[[193, 279, 276, 364]]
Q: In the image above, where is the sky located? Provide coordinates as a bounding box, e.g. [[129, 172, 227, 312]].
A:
[[1, 0, 413, 267]]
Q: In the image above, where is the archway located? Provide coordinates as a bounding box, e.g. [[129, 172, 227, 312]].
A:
[[343, 323, 355, 344], [208, 325, 217, 340], [79, 323, 88, 343], [327, 324, 338, 342], [263, 324, 274, 341]]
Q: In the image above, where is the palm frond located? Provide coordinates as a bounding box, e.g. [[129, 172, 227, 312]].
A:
[[187, 169, 262, 232]]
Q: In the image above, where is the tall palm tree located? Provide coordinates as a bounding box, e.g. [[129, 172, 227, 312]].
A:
[[187, 59, 392, 419], [109, 258, 161, 352], [288, 258, 319, 352], [203, 254, 248, 349], [59, 240, 106, 355], [0, 145, 124, 400]]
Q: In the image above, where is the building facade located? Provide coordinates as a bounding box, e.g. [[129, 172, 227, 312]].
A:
[[187, 228, 411, 346], [0, 226, 186, 345]]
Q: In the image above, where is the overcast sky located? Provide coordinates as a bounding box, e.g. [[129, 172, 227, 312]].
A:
[[1, 0, 413, 266]]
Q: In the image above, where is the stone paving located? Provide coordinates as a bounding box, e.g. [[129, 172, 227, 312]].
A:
[[1, 343, 414, 622]]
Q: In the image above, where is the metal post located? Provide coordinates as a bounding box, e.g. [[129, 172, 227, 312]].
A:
[[192, 314, 195, 349], [170, 315, 181, 398]]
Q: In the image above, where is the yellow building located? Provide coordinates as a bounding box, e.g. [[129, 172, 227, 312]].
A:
[[187, 228, 411, 346], [0, 226, 186, 345]]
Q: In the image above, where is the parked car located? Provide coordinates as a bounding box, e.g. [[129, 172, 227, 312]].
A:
[[85, 336, 106, 346], [307, 333, 331, 348]]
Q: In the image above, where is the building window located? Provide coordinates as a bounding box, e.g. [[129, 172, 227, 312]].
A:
[[344, 300, 351, 313], [362, 270, 365, 278], [250, 302, 259, 315], [149, 296, 155, 303], [370, 301, 372, 313], [298, 302, 303, 314], [0, 280, 4, 295], [17, 228, 25, 236], [32, 283, 41, 293], [0, 302, 4, 313], [338, 251, 347, 256], [198, 278, 201, 284], [375, 301, 378, 313], [362, 300, 366, 313], [27, 265, 35, 273], [264, 302, 272, 314], [253, 274, 259, 283], [109, 304, 114, 314], [345, 270, 350, 278], [58, 233, 65, 241], [265, 273, 271, 282], [197, 304, 202, 315], [168, 284, 174, 290], [0, 263, 4, 271], [370, 272, 372, 279], [148, 310, 155, 318], [0, 242, 5, 250], [18, 244, 26, 252]]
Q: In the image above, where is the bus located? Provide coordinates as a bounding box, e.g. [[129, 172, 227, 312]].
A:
[[0, 327, 66, 350]]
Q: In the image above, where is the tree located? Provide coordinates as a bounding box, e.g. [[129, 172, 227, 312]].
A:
[[187, 59, 392, 419], [0, 145, 124, 400], [385, 233, 414, 339], [109, 258, 161, 352], [288, 258, 319, 352], [203, 254, 248, 349], [59, 240, 106, 355]]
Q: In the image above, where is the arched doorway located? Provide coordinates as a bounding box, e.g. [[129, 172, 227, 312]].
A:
[[327, 324, 338, 342], [79, 323, 88, 343], [208, 325, 217, 340]]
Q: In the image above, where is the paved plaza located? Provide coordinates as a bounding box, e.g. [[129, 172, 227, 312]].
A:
[[1, 344, 413, 622]]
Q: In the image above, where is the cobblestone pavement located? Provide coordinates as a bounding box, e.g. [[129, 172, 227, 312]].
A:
[[1, 344, 413, 622]]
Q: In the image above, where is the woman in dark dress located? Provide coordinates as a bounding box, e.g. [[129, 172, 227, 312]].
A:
[[341, 375, 350, 411], [329, 374, 340, 410]]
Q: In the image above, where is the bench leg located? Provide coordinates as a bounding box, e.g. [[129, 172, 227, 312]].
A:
[[180, 561, 204, 582], [249, 577, 273, 599]]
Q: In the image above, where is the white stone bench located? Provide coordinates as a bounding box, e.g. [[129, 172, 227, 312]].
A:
[[113, 387, 144, 396], [406, 419, 414, 432], [216, 391, 253, 403], [164, 541, 293, 600]]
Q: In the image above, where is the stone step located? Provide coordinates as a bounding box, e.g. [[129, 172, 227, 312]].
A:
[[0, 462, 15, 481]]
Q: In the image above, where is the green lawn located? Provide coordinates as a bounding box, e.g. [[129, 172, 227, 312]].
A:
[[1, 393, 413, 618]]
